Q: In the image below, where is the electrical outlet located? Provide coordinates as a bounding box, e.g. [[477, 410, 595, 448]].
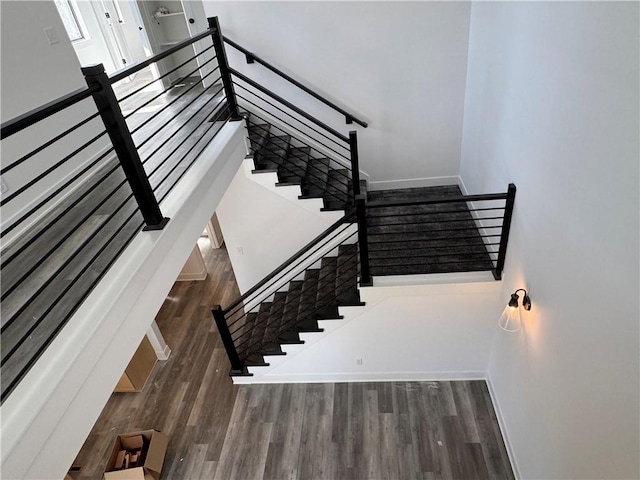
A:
[[236, 246, 244, 255], [43, 26, 59, 45], [0, 177, 8, 194], [355, 358, 363, 366]]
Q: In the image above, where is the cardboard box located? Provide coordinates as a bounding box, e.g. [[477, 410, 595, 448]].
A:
[[104, 430, 168, 480]]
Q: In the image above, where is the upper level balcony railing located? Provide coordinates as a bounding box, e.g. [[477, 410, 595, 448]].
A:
[[0, 19, 236, 401]]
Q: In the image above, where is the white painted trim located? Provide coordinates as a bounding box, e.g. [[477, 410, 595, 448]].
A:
[[233, 371, 487, 385], [458, 175, 470, 195], [242, 157, 333, 217], [175, 271, 207, 282], [372, 270, 496, 287], [485, 373, 521, 480], [146, 321, 171, 361], [176, 245, 208, 282], [368, 175, 461, 191]]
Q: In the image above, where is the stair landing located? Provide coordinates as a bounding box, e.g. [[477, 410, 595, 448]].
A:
[[366, 185, 495, 276]]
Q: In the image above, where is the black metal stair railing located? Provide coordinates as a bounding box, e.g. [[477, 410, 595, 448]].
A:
[[220, 29, 367, 206], [222, 36, 367, 128], [212, 212, 359, 375], [355, 184, 517, 283], [0, 24, 233, 401]]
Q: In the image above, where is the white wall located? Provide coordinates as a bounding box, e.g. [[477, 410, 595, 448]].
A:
[[0, 1, 86, 119], [460, 3, 639, 479], [237, 278, 503, 384], [0, 1, 112, 246], [216, 158, 344, 294], [204, 1, 471, 189]]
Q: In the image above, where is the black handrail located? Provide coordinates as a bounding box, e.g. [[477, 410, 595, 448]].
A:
[[223, 211, 356, 315], [229, 67, 349, 144], [0, 85, 99, 140], [223, 36, 368, 128]]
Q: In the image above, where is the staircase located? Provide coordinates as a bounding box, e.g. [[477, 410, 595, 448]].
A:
[[233, 243, 362, 370], [245, 114, 359, 212], [216, 108, 514, 378]]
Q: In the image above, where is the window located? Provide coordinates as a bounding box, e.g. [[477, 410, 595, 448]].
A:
[[54, 0, 86, 42]]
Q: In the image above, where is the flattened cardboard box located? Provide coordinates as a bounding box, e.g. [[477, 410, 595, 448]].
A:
[[104, 430, 168, 480]]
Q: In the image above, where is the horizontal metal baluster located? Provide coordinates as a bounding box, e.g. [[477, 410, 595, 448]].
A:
[[116, 44, 216, 103], [0, 149, 115, 241], [246, 129, 352, 192], [1, 111, 101, 175], [0, 130, 108, 206], [140, 84, 224, 171], [129, 65, 220, 136], [1, 185, 136, 326], [252, 125, 349, 192], [1, 212, 145, 401], [371, 241, 501, 254], [368, 205, 505, 219], [244, 109, 352, 165], [234, 85, 350, 154]]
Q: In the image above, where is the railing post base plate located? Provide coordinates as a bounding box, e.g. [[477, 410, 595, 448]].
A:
[[142, 217, 170, 231]]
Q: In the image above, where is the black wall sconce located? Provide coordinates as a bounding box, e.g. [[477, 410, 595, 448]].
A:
[[499, 289, 532, 331], [508, 289, 532, 311]]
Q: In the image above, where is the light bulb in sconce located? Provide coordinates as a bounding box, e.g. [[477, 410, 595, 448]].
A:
[[499, 304, 522, 332], [499, 288, 532, 332]]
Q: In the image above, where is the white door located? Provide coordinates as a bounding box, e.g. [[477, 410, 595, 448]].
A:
[[181, 0, 217, 89]]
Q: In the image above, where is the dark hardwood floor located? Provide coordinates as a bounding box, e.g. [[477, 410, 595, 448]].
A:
[[72, 238, 514, 480]]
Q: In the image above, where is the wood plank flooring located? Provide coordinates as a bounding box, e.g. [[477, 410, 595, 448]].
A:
[[72, 238, 514, 480]]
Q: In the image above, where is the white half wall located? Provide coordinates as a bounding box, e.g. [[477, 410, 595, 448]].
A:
[[204, 1, 471, 186], [216, 157, 344, 295], [460, 3, 639, 479], [235, 279, 503, 384], [0, 122, 246, 480]]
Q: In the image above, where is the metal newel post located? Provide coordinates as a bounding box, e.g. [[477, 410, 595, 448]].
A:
[[355, 194, 372, 287], [208, 17, 242, 121], [82, 64, 169, 231], [493, 183, 517, 280], [349, 131, 361, 199], [212, 305, 244, 375]]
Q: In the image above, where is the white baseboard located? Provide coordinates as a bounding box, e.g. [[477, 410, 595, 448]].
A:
[[233, 370, 487, 384], [486, 373, 521, 479], [458, 175, 471, 195], [176, 271, 207, 282], [368, 175, 461, 191]]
